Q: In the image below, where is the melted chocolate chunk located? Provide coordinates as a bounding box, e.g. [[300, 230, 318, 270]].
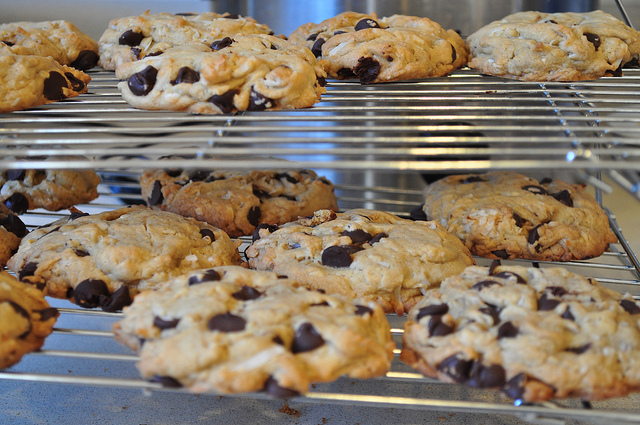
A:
[[461, 175, 486, 184], [502, 373, 528, 399], [488, 260, 501, 275], [621, 299, 640, 315], [317, 76, 327, 87], [291, 322, 325, 353], [528, 224, 543, 245], [341, 229, 372, 244], [369, 232, 388, 245], [307, 33, 318, 41], [275, 172, 298, 184], [450, 43, 457, 63], [247, 206, 261, 226], [253, 188, 270, 199], [74, 279, 109, 309], [551, 190, 573, 207], [73, 249, 89, 257], [151, 375, 183, 388], [437, 354, 472, 383], [171, 67, 200, 85], [337, 67, 356, 79], [428, 315, 454, 337], [491, 250, 509, 259], [188, 269, 221, 285], [566, 343, 591, 354], [584, 33, 601, 50], [512, 212, 527, 228], [497, 321, 518, 339], [210, 36, 234, 51], [148, 180, 163, 205], [37, 307, 59, 321], [416, 303, 449, 322], [311, 38, 325, 57], [522, 185, 549, 195], [19, 262, 38, 281], [537, 293, 560, 311], [479, 306, 500, 325], [43, 71, 68, 101], [248, 88, 274, 111], [493, 271, 526, 284], [5, 169, 25, 181], [334, 30, 347, 36], [64, 72, 85, 92], [8, 301, 31, 339], [252, 223, 279, 243], [99, 285, 132, 312], [199, 228, 216, 241], [153, 316, 180, 330], [321, 245, 352, 268], [355, 18, 381, 31], [468, 362, 506, 388], [143, 51, 163, 58], [562, 307, 575, 321], [208, 89, 239, 113], [128, 65, 158, 96], [471, 280, 500, 291], [547, 286, 568, 297], [232, 285, 262, 301], [119, 29, 144, 46], [353, 56, 381, 84], [409, 205, 427, 221], [207, 312, 246, 332], [272, 335, 284, 345], [263, 376, 300, 399], [0, 213, 27, 237], [69, 50, 99, 71], [354, 305, 373, 316]]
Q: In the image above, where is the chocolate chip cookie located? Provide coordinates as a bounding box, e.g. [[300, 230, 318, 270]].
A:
[[0, 159, 101, 213], [112, 266, 395, 397], [0, 20, 99, 70], [421, 172, 617, 261], [114, 35, 327, 114], [7, 206, 243, 312], [0, 48, 91, 113], [0, 202, 28, 267], [467, 10, 640, 81], [98, 11, 274, 70], [245, 209, 475, 315], [140, 165, 338, 237], [401, 264, 640, 401], [0, 271, 58, 369], [289, 11, 468, 83]]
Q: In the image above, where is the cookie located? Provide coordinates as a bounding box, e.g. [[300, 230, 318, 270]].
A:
[[420, 171, 617, 261], [140, 165, 338, 237], [112, 266, 395, 396], [245, 208, 475, 315], [0, 271, 59, 369], [0, 20, 99, 70], [0, 48, 91, 113], [288, 12, 468, 84], [7, 206, 243, 312], [98, 11, 274, 70], [400, 264, 640, 402], [114, 35, 326, 114], [0, 202, 28, 267], [466, 10, 640, 81], [0, 159, 101, 213]]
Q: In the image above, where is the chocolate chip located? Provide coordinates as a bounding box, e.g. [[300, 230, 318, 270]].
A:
[[207, 312, 246, 332], [450, 43, 457, 63], [471, 280, 500, 291], [461, 175, 486, 183], [621, 299, 640, 315], [70, 50, 99, 70], [7, 301, 31, 339], [317, 76, 327, 87], [19, 262, 38, 281], [43, 71, 68, 101], [248, 88, 274, 111], [585, 33, 601, 50], [311, 38, 325, 57], [74, 279, 109, 309], [437, 354, 472, 383], [547, 286, 568, 297], [148, 180, 163, 205], [353, 57, 381, 84], [208, 89, 239, 113], [479, 306, 500, 325], [253, 188, 270, 199], [321, 245, 352, 268], [538, 293, 560, 311], [491, 250, 509, 259], [291, 322, 325, 353], [551, 190, 573, 207], [73, 249, 89, 257], [354, 305, 373, 316], [341, 229, 372, 244], [428, 315, 454, 337], [562, 307, 575, 321], [153, 316, 180, 330], [337, 67, 356, 79], [0, 213, 27, 237], [188, 170, 209, 181], [171, 67, 200, 85], [488, 260, 501, 275], [199, 229, 216, 242], [6, 169, 25, 180], [307, 33, 318, 41], [119, 29, 144, 46], [210, 36, 234, 51], [497, 322, 518, 339], [188, 269, 221, 285], [151, 375, 182, 388], [99, 285, 132, 312], [528, 224, 543, 245], [522, 185, 549, 195], [513, 212, 526, 228], [252, 223, 278, 243], [493, 271, 526, 284], [143, 50, 163, 58], [64, 72, 85, 91], [409, 205, 427, 221], [416, 303, 449, 322], [164, 168, 183, 178], [247, 206, 261, 226], [232, 285, 262, 301], [128, 65, 158, 96], [468, 362, 506, 388], [37, 307, 59, 321], [502, 373, 529, 399], [566, 343, 591, 354], [272, 335, 284, 345], [69, 211, 89, 220], [263, 376, 300, 399], [131, 47, 141, 59], [355, 18, 380, 31], [369, 232, 388, 245]]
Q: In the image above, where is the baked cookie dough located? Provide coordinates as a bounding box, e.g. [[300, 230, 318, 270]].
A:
[[467, 10, 640, 81], [0, 160, 100, 213], [400, 264, 640, 401], [98, 11, 274, 70], [114, 35, 326, 114], [0, 20, 99, 70], [7, 206, 243, 311], [0, 48, 91, 113], [113, 266, 395, 397], [421, 172, 617, 261], [245, 209, 475, 315], [289, 11, 468, 83], [140, 165, 338, 237], [0, 271, 58, 369], [0, 202, 28, 267]]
